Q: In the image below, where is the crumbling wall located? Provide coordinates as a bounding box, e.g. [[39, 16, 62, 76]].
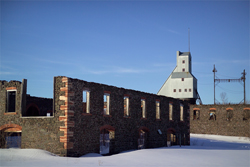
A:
[[1, 77, 190, 157], [0, 80, 66, 156], [190, 104, 250, 137], [56, 76, 190, 157]]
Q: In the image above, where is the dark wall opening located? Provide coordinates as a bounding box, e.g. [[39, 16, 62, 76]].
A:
[[26, 104, 39, 116], [4, 132, 21, 148], [7, 91, 16, 113]]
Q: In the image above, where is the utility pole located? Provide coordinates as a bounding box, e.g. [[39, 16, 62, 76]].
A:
[[213, 66, 246, 104], [241, 69, 246, 104], [213, 65, 217, 104]]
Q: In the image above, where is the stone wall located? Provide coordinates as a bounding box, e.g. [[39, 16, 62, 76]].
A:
[[190, 104, 250, 137], [56, 76, 190, 157], [0, 80, 66, 156], [1, 77, 190, 157]]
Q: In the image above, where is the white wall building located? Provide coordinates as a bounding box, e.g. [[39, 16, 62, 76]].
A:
[[157, 51, 199, 104]]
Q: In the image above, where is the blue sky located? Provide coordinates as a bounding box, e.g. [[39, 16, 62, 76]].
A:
[[1, 0, 249, 104]]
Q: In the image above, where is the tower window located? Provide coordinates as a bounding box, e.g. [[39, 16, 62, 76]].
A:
[[182, 60, 185, 64], [182, 78, 184, 81], [179, 89, 181, 92], [173, 89, 176, 92], [185, 89, 187, 92], [189, 89, 192, 92], [182, 68, 185, 72]]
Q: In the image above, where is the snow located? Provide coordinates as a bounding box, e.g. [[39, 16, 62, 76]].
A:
[[1, 134, 250, 167]]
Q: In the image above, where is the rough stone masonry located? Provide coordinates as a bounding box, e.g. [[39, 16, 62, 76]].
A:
[[1, 76, 190, 157]]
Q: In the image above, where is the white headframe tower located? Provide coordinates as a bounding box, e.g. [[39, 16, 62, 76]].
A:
[[157, 51, 200, 104]]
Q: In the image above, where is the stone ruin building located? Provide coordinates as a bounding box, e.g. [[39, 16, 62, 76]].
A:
[[0, 76, 190, 157]]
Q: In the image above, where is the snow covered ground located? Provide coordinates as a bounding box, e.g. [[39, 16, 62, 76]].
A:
[[1, 134, 250, 167]]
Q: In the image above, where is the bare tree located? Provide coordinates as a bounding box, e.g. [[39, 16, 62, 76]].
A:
[[220, 92, 228, 104]]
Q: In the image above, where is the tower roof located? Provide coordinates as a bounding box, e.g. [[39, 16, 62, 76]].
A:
[[179, 52, 190, 56]]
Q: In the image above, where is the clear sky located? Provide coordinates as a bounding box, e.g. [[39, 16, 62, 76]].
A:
[[1, 0, 249, 104]]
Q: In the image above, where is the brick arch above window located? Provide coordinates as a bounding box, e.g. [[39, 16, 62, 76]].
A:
[[0, 124, 22, 132], [138, 126, 149, 133], [193, 108, 200, 110], [226, 108, 233, 110], [100, 125, 115, 132], [167, 128, 176, 134]]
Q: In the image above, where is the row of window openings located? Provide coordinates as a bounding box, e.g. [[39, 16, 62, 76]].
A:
[[173, 88, 192, 93], [6, 89, 184, 121], [83, 91, 184, 121], [193, 110, 250, 121]]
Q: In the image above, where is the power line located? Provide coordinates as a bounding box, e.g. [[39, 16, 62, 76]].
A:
[[193, 71, 211, 74], [217, 85, 243, 94], [213, 64, 246, 104], [216, 73, 239, 79]]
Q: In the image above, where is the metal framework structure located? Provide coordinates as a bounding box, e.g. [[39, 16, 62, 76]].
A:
[[213, 65, 246, 104]]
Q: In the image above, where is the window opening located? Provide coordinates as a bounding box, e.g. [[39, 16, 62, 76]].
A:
[[173, 89, 176, 92], [156, 101, 160, 119], [185, 89, 187, 92], [167, 131, 177, 146], [104, 93, 110, 115], [179, 89, 181, 92], [100, 129, 109, 155], [4, 132, 21, 148], [182, 68, 185, 72], [124, 96, 129, 117], [182, 78, 184, 81], [138, 130, 146, 149], [6, 90, 16, 113], [141, 99, 146, 118], [171, 134, 176, 144], [209, 109, 216, 120], [180, 104, 184, 121], [169, 103, 173, 120], [243, 109, 250, 120], [99, 125, 115, 155], [182, 60, 185, 64], [83, 90, 90, 113], [189, 89, 192, 92], [193, 110, 200, 120], [226, 109, 233, 121]]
